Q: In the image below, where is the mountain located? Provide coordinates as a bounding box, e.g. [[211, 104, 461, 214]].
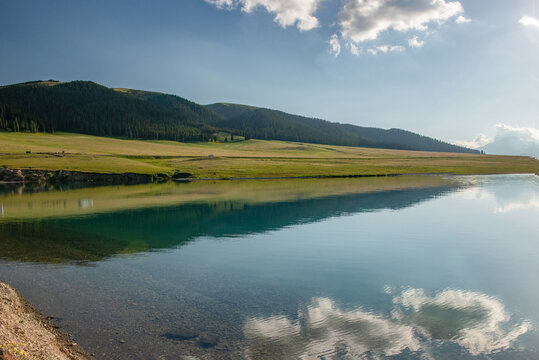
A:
[[206, 103, 478, 153], [0, 80, 220, 141], [0, 80, 477, 153]]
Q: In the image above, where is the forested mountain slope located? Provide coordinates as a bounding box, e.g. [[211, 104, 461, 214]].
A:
[[0, 80, 219, 141], [206, 103, 478, 153], [0, 80, 476, 153]]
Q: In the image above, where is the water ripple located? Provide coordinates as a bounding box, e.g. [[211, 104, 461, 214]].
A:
[[244, 288, 532, 359]]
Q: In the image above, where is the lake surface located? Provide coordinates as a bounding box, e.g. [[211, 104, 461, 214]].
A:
[[1, 175, 538, 359]]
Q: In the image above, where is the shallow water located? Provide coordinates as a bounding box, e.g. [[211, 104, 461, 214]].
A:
[[0, 175, 538, 359]]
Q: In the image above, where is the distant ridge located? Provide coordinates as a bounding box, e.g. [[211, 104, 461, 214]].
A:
[[0, 80, 477, 153], [206, 103, 478, 153]]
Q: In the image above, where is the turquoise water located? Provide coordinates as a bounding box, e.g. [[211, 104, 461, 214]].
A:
[[0, 175, 538, 359]]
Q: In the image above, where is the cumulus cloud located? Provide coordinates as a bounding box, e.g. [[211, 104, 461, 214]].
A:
[[328, 34, 341, 56], [205, 0, 323, 31], [519, 15, 539, 28], [408, 35, 425, 47], [338, 0, 464, 43], [367, 44, 404, 55], [244, 288, 530, 359], [376, 45, 389, 53], [453, 133, 493, 149], [456, 15, 471, 23], [495, 123, 539, 142], [349, 42, 362, 56], [456, 124, 539, 158], [205, 0, 235, 9], [484, 124, 539, 158]]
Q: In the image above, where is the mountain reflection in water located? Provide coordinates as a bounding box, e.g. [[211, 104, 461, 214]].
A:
[[0, 183, 456, 264]]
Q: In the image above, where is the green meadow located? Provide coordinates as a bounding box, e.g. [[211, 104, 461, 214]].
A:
[[1, 132, 538, 178]]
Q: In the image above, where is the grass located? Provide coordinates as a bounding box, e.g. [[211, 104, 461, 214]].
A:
[[1, 131, 538, 178]]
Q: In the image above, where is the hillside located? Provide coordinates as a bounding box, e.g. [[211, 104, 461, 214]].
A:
[[206, 103, 477, 153], [0, 80, 220, 141], [0, 80, 476, 153]]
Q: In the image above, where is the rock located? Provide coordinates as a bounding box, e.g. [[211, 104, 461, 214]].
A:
[[162, 329, 198, 341], [197, 334, 219, 348], [0, 168, 24, 182], [24, 172, 47, 184], [0, 168, 167, 185], [172, 172, 192, 180], [119, 340, 126, 344]]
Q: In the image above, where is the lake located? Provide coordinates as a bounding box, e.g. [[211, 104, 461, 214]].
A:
[[1, 174, 538, 359]]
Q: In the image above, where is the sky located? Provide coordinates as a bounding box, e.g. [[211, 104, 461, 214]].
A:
[[0, 0, 538, 146]]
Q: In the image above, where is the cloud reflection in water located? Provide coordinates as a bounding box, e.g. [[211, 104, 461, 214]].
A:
[[244, 288, 531, 359]]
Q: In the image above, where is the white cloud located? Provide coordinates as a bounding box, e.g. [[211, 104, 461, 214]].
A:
[[244, 289, 531, 359], [408, 35, 425, 47], [205, 0, 235, 9], [519, 15, 539, 28], [456, 15, 471, 23], [453, 123, 539, 158], [205, 0, 323, 31], [376, 45, 389, 53], [483, 124, 539, 158], [495, 123, 539, 143], [367, 44, 404, 55], [453, 133, 493, 149], [338, 0, 464, 43], [328, 34, 341, 56], [349, 42, 362, 56]]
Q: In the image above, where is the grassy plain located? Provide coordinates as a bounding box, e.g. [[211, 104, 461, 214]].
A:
[[1, 132, 538, 178]]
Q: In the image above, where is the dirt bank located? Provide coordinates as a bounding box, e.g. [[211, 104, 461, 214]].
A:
[[0, 168, 181, 185], [0, 282, 92, 360]]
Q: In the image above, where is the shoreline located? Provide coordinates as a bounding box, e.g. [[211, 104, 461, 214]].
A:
[[0, 282, 92, 360], [1, 167, 538, 186], [173, 172, 539, 181]]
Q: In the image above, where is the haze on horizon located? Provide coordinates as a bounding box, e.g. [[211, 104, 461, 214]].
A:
[[0, 0, 538, 155]]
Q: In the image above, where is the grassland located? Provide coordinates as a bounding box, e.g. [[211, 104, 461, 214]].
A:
[[1, 132, 538, 178]]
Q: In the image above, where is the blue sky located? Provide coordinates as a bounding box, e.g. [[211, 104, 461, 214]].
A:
[[0, 0, 538, 145]]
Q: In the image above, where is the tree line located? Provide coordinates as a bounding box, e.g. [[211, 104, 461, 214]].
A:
[[0, 81, 218, 141]]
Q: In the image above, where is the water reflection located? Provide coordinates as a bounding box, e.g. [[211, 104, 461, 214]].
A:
[[244, 289, 531, 359], [394, 289, 531, 355], [78, 199, 94, 209], [0, 183, 457, 264], [0, 175, 537, 359], [456, 174, 539, 214]]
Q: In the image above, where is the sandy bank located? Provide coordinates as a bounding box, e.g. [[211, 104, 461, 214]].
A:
[[0, 282, 92, 360]]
